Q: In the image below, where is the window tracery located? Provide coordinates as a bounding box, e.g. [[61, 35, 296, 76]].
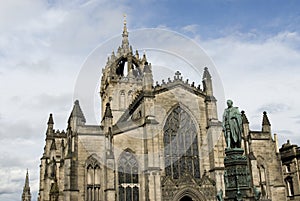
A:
[[163, 106, 200, 179], [118, 150, 139, 201], [86, 156, 101, 201]]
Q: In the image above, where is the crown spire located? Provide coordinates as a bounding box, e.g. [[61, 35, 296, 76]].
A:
[[122, 14, 129, 51]]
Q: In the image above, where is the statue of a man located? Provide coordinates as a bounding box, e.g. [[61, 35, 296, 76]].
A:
[[222, 100, 243, 148]]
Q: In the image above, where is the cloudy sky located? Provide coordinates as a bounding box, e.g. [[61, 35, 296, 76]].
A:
[[1, 0, 300, 200]]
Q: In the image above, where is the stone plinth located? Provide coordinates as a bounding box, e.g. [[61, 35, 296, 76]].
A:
[[224, 148, 254, 201]]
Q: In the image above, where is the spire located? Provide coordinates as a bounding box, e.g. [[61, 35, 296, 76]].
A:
[[47, 113, 54, 135], [102, 102, 113, 129], [48, 113, 54, 125], [69, 100, 86, 124], [103, 103, 113, 119], [25, 169, 30, 189], [262, 111, 271, 133], [142, 51, 147, 64], [262, 111, 271, 126], [241, 110, 249, 124], [22, 169, 31, 201], [122, 14, 129, 51]]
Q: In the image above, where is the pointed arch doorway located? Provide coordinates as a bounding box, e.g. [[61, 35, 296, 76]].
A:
[[172, 187, 207, 201], [180, 195, 193, 201]]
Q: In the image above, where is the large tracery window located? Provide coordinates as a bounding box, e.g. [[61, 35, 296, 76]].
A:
[[86, 156, 101, 201], [163, 106, 200, 179], [118, 150, 139, 201]]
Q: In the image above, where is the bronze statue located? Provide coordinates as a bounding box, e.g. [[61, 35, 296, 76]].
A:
[[222, 100, 243, 148]]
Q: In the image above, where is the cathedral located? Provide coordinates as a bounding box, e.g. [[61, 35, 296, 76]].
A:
[[22, 20, 300, 201]]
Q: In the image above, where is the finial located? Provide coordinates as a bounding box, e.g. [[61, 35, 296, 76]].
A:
[[122, 14, 129, 51], [48, 113, 54, 125], [123, 13, 127, 25], [103, 102, 113, 119], [262, 111, 271, 126], [241, 110, 249, 124]]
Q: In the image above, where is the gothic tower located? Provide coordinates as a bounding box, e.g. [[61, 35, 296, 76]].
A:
[[100, 17, 151, 122], [22, 170, 31, 201]]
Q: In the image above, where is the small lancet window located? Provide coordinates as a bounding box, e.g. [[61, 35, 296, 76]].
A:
[[86, 156, 101, 201]]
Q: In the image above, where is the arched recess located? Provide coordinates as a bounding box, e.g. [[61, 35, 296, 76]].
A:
[[118, 149, 139, 201], [256, 156, 269, 199], [173, 187, 206, 201], [86, 154, 102, 201], [285, 176, 294, 196], [119, 90, 126, 110], [115, 56, 142, 77], [163, 105, 201, 180], [128, 90, 133, 105]]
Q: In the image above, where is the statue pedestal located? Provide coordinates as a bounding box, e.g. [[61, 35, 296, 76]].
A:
[[224, 148, 254, 201]]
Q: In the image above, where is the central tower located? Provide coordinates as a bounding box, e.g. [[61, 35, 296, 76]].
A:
[[100, 18, 152, 122]]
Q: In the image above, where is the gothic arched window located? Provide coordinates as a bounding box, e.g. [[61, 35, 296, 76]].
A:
[[118, 150, 139, 201], [285, 176, 294, 196], [128, 90, 133, 105], [163, 106, 200, 179], [86, 156, 101, 201], [257, 164, 268, 199]]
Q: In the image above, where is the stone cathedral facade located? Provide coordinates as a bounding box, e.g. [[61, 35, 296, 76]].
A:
[[30, 21, 299, 201]]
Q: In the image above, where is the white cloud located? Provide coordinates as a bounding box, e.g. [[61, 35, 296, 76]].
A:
[[181, 24, 199, 34], [200, 31, 300, 145], [1, 1, 300, 201], [0, 1, 129, 200]]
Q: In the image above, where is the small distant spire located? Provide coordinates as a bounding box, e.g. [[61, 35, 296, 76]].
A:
[[262, 111, 271, 126], [241, 110, 249, 124], [25, 169, 29, 188], [48, 113, 54, 125], [47, 113, 54, 135], [135, 50, 139, 58], [22, 169, 31, 201], [142, 51, 147, 63]]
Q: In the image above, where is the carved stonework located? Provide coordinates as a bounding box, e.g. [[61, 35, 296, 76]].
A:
[[224, 148, 253, 201], [161, 171, 217, 201]]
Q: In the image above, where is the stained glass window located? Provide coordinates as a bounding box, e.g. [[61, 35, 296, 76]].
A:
[[163, 106, 200, 179]]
